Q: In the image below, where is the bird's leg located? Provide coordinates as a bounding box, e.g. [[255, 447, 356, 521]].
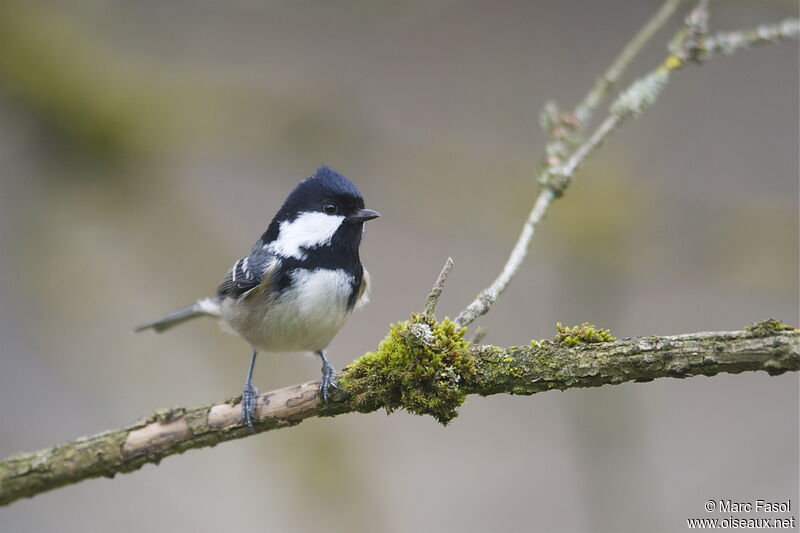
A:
[[317, 349, 339, 403], [241, 348, 259, 432]]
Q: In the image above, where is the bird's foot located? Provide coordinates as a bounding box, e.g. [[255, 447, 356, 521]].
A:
[[319, 359, 340, 404], [241, 382, 259, 432]]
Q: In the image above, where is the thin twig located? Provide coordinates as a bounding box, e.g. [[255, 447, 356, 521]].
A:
[[423, 257, 454, 316], [574, 0, 684, 125], [454, 9, 799, 328], [455, 2, 684, 328], [541, 0, 683, 178], [705, 18, 799, 57], [455, 189, 555, 327], [582, 18, 800, 163]]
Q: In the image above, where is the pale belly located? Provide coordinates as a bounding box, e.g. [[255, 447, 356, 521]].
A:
[[220, 268, 355, 353]]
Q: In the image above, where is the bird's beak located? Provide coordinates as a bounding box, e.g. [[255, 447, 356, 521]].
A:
[[349, 208, 381, 222]]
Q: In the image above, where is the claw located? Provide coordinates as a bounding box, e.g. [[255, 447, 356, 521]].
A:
[[319, 358, 339, 404], [241, 383, 259, 432]]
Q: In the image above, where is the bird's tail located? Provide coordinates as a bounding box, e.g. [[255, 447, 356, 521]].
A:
[[134, 299, 220, 333]]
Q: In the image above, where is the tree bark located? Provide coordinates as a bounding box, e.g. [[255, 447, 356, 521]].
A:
[[1, 327, 797, 506]]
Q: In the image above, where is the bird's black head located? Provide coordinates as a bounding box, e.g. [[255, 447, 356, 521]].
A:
[[261, 166, 379, 259], [277, 166, 367, 222]]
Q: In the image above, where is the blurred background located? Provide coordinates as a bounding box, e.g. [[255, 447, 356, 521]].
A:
[[1, 1, 797, 532]]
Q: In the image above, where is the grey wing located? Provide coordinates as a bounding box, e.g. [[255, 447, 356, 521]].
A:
[[216, 246, 278, 298]]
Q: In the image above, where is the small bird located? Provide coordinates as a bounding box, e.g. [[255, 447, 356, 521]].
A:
[[136, 166, 379, 430]]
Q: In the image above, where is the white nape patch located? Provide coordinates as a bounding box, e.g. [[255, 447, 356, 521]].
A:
[[268, 211, 345, 259]]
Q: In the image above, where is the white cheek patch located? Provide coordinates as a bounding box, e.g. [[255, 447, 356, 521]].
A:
[[268, 211, 344, 259]]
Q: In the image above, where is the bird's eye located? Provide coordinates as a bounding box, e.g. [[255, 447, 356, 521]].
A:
[[323, 203, 338, 215]]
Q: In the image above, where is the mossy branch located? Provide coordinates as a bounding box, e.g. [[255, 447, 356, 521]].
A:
[[2, 321, 798, 506]]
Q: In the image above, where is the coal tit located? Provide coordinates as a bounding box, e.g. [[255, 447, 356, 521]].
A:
[[136, 166, 379, 430]]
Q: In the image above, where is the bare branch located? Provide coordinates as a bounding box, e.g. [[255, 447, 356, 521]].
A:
[[539, 18, 800, 191], [705, 19, 799, 57], [454, 10, 799, 328], [574, 0, 684, 125], [454, 188, 555, 327], [2, 327, 797, 506], [455, 2, 683, 328], [423, 257, 454, 316]]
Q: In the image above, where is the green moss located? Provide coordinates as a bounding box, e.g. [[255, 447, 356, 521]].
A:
[[746, 319, 796, 338], [528, 323, 615, 352], [339, 314, 475, 425], [553, 322, 616, 346]]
